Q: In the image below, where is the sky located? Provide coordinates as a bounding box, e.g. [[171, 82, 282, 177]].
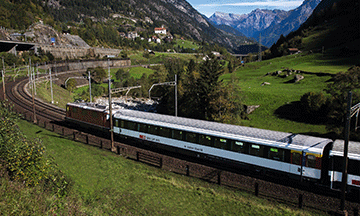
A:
[[186, 0, 304, 18]]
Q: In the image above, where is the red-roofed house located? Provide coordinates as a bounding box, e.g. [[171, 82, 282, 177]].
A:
[[155, 27, 167, 34]]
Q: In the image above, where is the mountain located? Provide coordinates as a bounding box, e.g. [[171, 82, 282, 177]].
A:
[[209, 0, 321, 47], [45, 0, 251, 51], [0, 0, 253, 53], [254, 0, 321, 46], [209, 9, 290, 39], [264, 0, 360, 59]]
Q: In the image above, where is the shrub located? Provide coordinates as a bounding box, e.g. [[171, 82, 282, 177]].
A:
[[0, 101, 72, 196]]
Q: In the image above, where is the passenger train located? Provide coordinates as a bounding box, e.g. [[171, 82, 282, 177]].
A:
[[65, 102, 360, 197]]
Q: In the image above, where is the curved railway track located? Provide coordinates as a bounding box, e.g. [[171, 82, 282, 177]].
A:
[[3, 75, 360, 215], [6, 77, 65, 122]]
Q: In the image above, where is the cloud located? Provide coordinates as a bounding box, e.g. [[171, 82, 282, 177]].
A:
[[198, 0, 303, 8]]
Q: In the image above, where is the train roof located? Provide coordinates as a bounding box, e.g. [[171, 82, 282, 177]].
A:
[[331, 140, 360, 159], [67, 102, 109, 113], [113, 109, 332, 152]]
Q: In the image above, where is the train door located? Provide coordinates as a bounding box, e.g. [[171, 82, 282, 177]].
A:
[[302, 152, 322, 180], [290, 150, 303, 178]]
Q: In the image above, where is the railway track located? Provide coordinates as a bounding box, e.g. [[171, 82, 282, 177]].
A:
[[3, 75, 360, 215], [5, 77, 65, 122]]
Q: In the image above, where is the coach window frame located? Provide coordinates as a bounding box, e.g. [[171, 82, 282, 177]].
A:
[[214, 137, 227, 150], [172, 129, 184, 141], [139, 123, 149, 133], [249, 144, 264, 157], [232, 141, 249, 154], [159, 127, 171, 138], [185, 131, 198, 143], [306, 155, 317, 168], [199, 134, 213, 146]]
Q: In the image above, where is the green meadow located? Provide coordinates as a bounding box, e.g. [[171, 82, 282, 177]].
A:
[[222, 52, 359, 135], [12, 120, 325, 215]]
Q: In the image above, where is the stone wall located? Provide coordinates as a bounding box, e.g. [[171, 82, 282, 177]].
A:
[[39, 45, 121, 60], [38, 59, 131, 72]]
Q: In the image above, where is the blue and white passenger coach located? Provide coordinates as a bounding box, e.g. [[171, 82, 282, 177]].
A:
[[113, 109, 333, 183]]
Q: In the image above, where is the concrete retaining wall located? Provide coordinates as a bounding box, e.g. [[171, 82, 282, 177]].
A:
[[38, 59, 131, 72], [39, 45, 121, 60]]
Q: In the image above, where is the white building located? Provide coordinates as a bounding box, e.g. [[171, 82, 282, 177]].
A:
[[154, 27, 167, 34]]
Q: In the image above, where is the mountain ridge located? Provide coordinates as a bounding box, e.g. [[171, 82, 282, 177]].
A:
[[209, 0, 321, 47]]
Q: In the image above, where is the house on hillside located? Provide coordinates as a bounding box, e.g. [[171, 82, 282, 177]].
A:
[[155, 27, 167, 34], [288, 48, 301, 55], [127, 32, 139, 39]]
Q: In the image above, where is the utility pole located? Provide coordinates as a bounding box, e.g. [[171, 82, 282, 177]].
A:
[[175, 74, 178, 117], [340, 91, 352, 212], [35, 64, 38, 95], [32, 67, 37, 124], [88, 71, 92, 103], [1, 57, 5, 100], [49, 68, 54, 104], [108, 59, 115, 152]]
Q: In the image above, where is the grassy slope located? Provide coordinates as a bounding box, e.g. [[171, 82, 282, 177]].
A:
[[222, 52, 358, 135], [35, 82, 74, 109], [174, 39, 200, 50], [17, 120, 324, 215]]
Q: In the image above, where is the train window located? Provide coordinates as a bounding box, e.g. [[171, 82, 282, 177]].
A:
[[332, 156, 343, 172], [249, 144, 263, 157], [148, 125, 159, 135], [115, 120, 119, 127], [120, 120, 125, 128], [214, 138, 227, 149], [306, 155, 317, 168], [172, 130, 183, 140], [291, 152, 301, 165], [159, 127, 171, 138], [73, 107, 77, 113], [139, 124, 149, 133], [232, 141, 248, 153], [92, 111, 98, 118], [199, 135, 212, 146], [348, 159, 360, 175], [127, 121, 138, 131], [185, 132, 197, 143], [66, 106, 70, 112], [268, 148, 285, 161]]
